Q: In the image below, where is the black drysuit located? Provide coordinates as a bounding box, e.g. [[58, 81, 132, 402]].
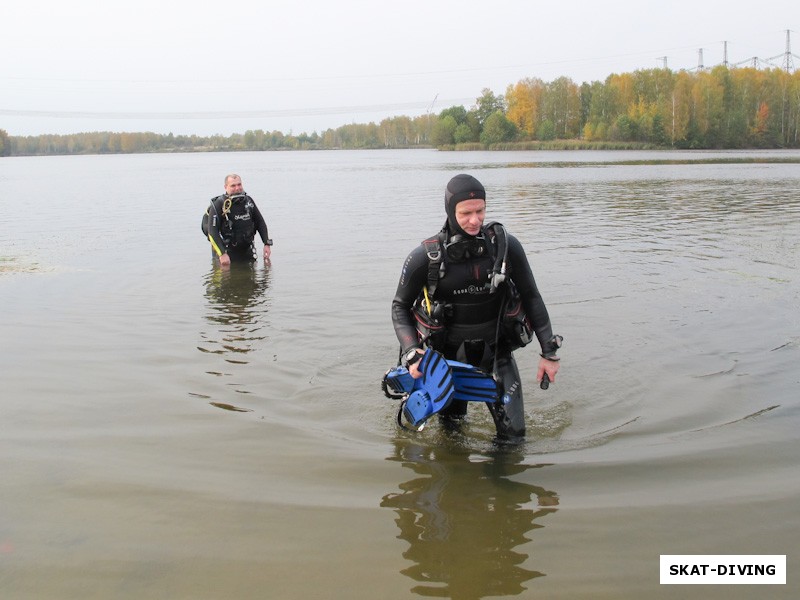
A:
[[391, 227, 555, 439]]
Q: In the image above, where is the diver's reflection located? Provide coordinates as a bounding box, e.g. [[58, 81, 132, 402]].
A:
[[199, 260, 272, 361], [381, 439, 559, 598]]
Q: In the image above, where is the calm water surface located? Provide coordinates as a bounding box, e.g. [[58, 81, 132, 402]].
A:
[[1, 149, 798, 599]]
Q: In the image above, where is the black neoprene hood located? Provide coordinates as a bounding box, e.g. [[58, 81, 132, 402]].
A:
[[444, 174, 486, 236]]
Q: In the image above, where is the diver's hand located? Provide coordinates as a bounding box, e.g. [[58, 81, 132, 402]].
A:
[[263, 245, 271, 261], [536, 357, 560, 388], [219, 253, 231, 267], [407, 349, 425, 379]]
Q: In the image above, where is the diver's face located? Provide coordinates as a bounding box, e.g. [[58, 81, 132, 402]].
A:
[[454, 199, 486, 236], [225, 177, 244, 196]]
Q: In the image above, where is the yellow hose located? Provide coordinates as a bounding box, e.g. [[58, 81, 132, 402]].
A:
[[422, 286, 432, 315]]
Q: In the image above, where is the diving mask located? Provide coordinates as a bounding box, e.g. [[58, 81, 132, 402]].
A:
[[444, 234, 487, 261]]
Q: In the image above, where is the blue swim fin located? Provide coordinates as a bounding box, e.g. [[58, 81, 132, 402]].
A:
[[448, 360, 499, 403], [382, 354, 499, 428], [399, 350, 455, 428], [382, 366, 415, 398], [383, 359, 496, 400]]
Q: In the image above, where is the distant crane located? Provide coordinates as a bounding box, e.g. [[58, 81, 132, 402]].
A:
[[426, 94, 439, 116], [418, 93, 439, 145]]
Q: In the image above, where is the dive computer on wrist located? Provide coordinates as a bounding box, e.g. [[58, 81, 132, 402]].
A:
[[403, 348, 423, 367]]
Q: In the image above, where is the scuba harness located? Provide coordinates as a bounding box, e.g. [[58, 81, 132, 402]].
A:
[[420, 221, 507, 300], [411, 221, 532, 354], [203, 193, 257, 248]]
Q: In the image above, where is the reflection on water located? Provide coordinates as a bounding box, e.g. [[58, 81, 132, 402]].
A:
[[196, 261, 272, 408], [381, 438, 558, 598]]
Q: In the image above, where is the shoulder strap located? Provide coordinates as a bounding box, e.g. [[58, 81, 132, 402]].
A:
[[483, 221, 508, 292], [421, 232, 446, 298], [209, 195, 233, 219]]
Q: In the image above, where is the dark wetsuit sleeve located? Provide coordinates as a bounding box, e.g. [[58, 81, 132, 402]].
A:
[[207, 197, 228, 257], [251, 200, 270, 244], [506, 234, 555, 351], [391, 245, 429, 353]]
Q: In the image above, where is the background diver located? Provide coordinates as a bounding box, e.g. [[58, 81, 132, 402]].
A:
[[204, 173, 273, 267]]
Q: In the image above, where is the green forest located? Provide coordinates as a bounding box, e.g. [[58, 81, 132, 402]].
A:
[[2, 65, 799, 156]]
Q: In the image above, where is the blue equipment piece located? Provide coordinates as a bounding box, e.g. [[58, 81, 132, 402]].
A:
[[382, 352, 500, 429], [402, 350, 454, 428], [381, 366, 415, 399], [448, 360, 499, 403]]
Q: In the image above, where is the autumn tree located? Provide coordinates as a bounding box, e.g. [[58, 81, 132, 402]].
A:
[[692, 69, 726, 146], [752, 101, 771, 146], [670, 71, 694, 146], [505, 77, 546, 138]]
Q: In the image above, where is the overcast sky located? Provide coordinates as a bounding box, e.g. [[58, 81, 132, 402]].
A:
[[2, 0, 797, 137]]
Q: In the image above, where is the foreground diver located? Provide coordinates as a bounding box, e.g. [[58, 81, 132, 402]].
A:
[[390, 174, 562, 440], [205, 174, 272, 266]]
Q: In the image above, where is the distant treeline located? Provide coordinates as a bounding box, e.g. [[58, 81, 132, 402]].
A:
[[2, 65, 799, 156]]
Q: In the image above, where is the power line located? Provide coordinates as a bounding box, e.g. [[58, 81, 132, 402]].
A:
[[704, 30, 796, 72], [0, 98, 476, 121]]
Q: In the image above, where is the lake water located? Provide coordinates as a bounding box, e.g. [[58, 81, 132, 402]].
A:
[[1, 149, 798, 599]]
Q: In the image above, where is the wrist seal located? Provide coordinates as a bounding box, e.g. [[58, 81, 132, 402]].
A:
[[540, 334, 563, 361]]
